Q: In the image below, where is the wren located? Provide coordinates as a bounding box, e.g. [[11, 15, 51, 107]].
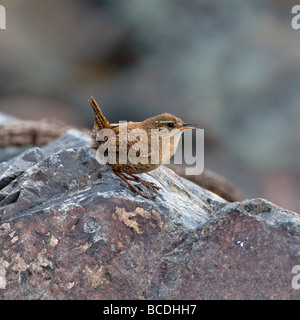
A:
[[89, 96, 199, 199]]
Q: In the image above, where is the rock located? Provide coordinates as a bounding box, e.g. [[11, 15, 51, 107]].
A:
[[0, 129, 299, 299], [41, 129, 90, 158], [0, 113, 18, 125], [0, 112, 31, 162], [0, 146, 32, 164], [0, 147, 44, 191]]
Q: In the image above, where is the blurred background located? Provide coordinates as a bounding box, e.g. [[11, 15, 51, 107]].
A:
[[0, 0, 299, 212]]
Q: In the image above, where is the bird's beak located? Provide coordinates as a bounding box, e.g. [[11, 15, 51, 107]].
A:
[[181, 123, 200, 130]]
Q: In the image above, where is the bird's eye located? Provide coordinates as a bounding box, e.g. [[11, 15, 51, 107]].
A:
[[167, 122, 174, 128]]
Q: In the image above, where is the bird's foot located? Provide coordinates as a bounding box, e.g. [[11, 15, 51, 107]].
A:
[[127, 173, 161, 191], [119, 182, 156, 199], [115, 172, 157, 199]]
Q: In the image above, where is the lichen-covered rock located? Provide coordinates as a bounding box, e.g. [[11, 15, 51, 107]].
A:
[[0, 130, 299, 299]]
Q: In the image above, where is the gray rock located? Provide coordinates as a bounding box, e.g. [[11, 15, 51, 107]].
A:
[[0, 146, 32, 163], [0, 147, 44, 190], [0, 113, 18, 125], [41, 129, 90, 158], [0, 129, 299, 299], [0, 145, 218, 226]]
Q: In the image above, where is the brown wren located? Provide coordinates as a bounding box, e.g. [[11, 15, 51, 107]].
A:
[[89, 96, 199, 199]]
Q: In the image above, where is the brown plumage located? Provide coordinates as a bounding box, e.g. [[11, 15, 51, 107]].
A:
[[88, 96, 199, 199]]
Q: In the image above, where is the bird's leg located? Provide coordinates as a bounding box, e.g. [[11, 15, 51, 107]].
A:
[[114, 172, 156, 199], [126, 173, 161, 191]]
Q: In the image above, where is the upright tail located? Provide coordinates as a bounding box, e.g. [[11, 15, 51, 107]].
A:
[[88, 96, 110, 129]]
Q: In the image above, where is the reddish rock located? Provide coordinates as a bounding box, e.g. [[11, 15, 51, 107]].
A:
[[0, 130, 300, 299]]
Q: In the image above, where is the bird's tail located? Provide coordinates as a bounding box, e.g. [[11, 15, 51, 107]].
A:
[[88, 96, 110, 129]]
